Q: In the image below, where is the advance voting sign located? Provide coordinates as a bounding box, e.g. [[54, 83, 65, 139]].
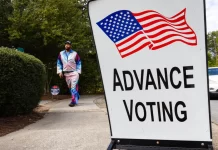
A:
[[88, 0, 212, 148]]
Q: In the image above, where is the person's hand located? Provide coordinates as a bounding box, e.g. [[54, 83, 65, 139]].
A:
[[59, 73, 63, 78]]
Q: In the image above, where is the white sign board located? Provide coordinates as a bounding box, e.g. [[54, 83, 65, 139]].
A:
[[88, 0, 212, 143]]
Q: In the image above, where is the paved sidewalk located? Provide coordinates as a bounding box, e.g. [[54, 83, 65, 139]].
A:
[[39, 100, 52, 105], [0, 95, 111, 150]]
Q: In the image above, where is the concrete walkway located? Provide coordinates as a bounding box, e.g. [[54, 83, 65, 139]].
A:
[[0, 95, 110, 150]]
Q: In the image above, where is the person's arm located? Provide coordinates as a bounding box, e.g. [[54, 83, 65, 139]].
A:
[[75, 53, 81, 74], [57, 53, 63, 77]]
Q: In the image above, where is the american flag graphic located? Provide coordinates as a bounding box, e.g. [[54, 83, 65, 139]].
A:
[[97, 8, 197, 58]]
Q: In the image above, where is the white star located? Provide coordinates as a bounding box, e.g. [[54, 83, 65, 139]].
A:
[[128, 15, 130, 17], [137, 27, 140, 29], [115, 29, 118, 31], [113, 21, 116, 23], [124, 28, 126, 30], [118, 19, 121, 22], [127, 12, 130, 14], [130, 23, 133, 25], [114, 32, 116, 34], [116, 14, 118, 17], [119, 30, 122, 32], [126, 22, 129, 24], [122, 31, 125, 33], [113, 35, 115, 38], [110, 20, 112, 22], [123, 17, 126, 20], [117, 23, 120, 25], [125, 25, 127, 27], [106, 19, 108, 21], [119, 16, 122, 18], [120, 12, 123, 14], [115, 18, 117, 20], [104, 26, 106, 28], [131, 19, 134, 21], [126, 32, 129, 34], [121, 24, 123, 26], [109, 24, 111, 26], [134, 23, 137, 25], [129, 26, 131, 28], [128, 29, 130, 31], [100, 22, 103, 25], [120, 27, 123, 29], [121, 34, 124, 37], [117, 37, 119, 39], [108, 27, 111, 29], [113, 39, 116, 41], [109, 34, 112, 37], [124, 14, 126, 16], [110, 31, 113, 33], [104, 23, 107, 25], [118, 33, 120, 35], [113, 24, 115, 27], [111, 16, 113, 18], [112, 28, 114, 30], [106, 30, 109, 32], [122, 21, 124, 23], [133, 27, 135, 29], [132, 30, 134, 32], [127, 18, 130, 21]]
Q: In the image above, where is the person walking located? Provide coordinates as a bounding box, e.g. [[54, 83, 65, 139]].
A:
[[57, 41, 81, 107]]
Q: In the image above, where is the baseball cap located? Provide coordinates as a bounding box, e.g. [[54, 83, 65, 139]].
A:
[[65, 41, 72, 45]]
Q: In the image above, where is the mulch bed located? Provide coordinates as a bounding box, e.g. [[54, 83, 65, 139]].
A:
[[0, 94, 71, 137], [41, 94, 71, 100], [0, 105, 49, 137]]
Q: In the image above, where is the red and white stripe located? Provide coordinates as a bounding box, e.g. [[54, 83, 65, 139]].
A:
[[132, 8, 197, 50], [115, 31, 151, 58]]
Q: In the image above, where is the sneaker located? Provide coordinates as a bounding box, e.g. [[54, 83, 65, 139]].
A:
[[69, 103, 75, 107]]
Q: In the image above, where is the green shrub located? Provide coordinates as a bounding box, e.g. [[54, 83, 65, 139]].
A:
[[0, 47, 46, 116]]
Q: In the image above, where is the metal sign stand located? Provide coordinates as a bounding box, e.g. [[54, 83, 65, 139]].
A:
[[51, 94, 59, 100], [107, 140, 116, 150], [107, 140, 213, 150]]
